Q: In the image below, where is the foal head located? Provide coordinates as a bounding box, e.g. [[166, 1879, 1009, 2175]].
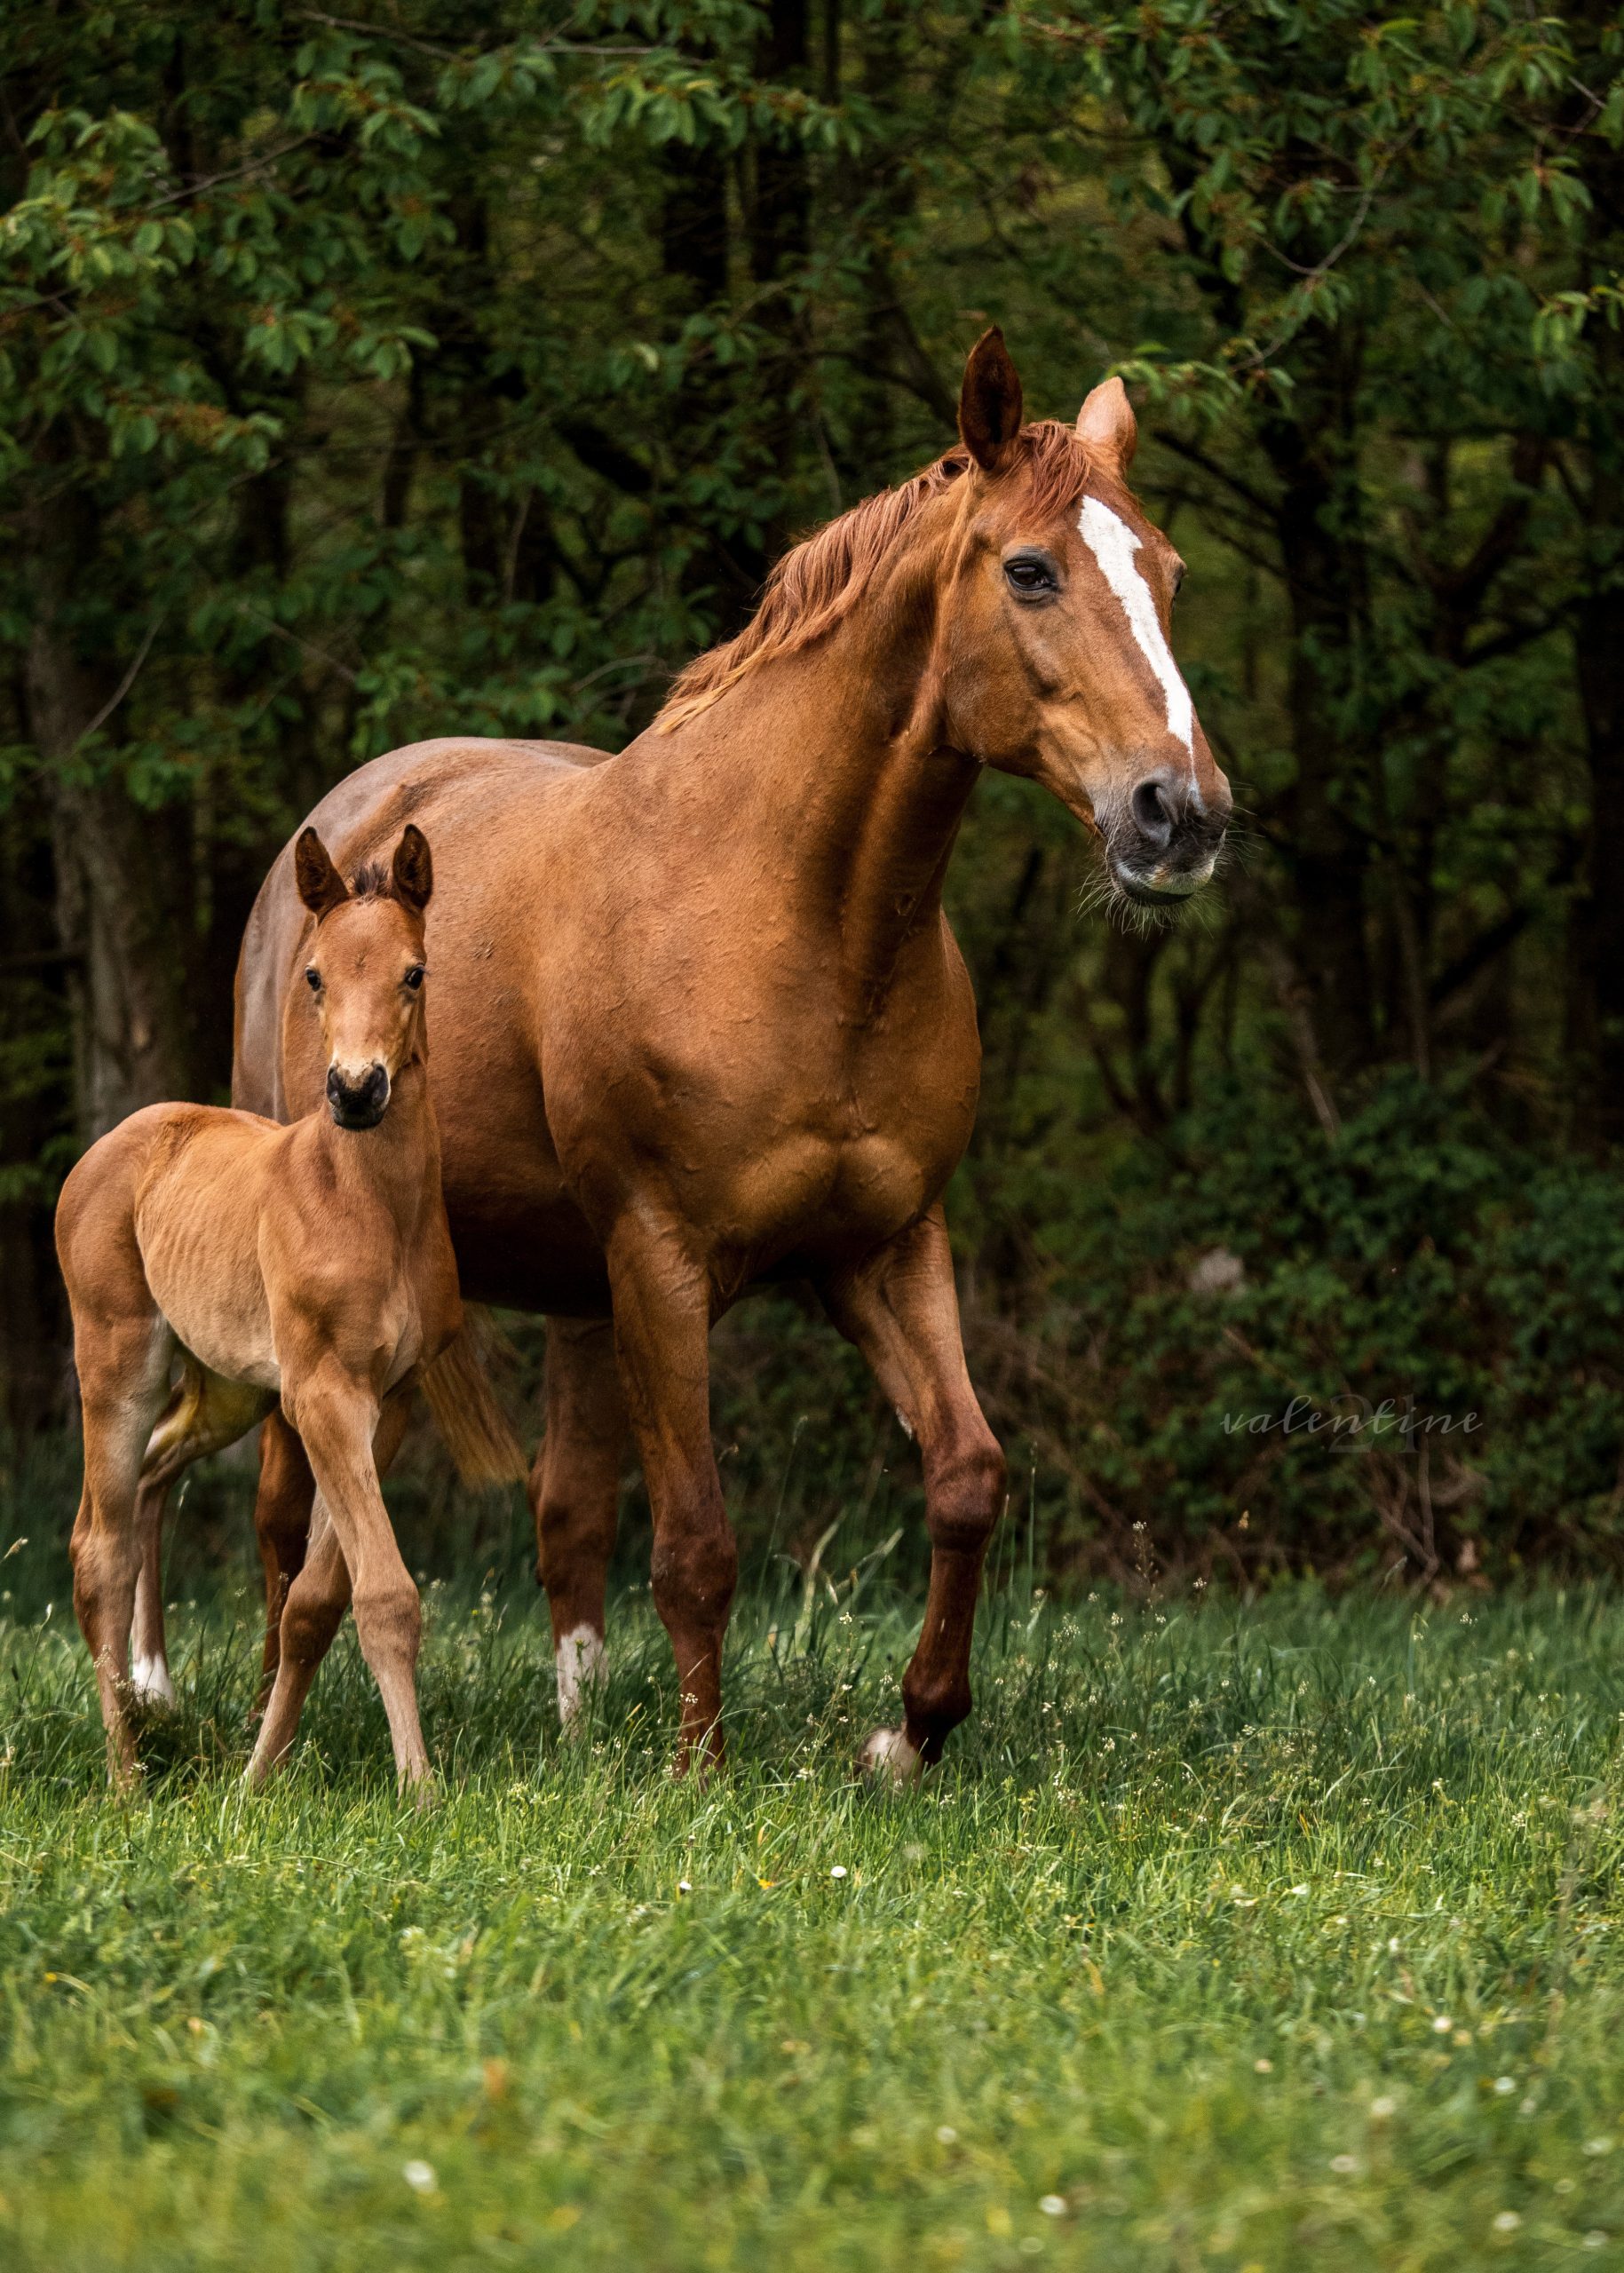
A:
[[294, 825, 433, 1131], [938, 329, 1232, 906]]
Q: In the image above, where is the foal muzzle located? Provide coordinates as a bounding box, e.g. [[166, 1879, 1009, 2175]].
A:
[[327, 1063, 390, 1129]]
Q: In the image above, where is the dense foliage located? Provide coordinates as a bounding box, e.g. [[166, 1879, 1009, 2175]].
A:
[[3, 3, 1623, 1572]]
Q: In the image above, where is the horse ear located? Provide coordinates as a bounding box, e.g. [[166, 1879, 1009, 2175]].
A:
[[1076, 376, 1137, 478], [959, 327, 1024, 473], [391, 823, 433, 914], [295, 828, 348, 920]]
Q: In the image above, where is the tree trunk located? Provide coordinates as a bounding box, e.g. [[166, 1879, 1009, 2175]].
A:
[[22, 481, 193, 1143]]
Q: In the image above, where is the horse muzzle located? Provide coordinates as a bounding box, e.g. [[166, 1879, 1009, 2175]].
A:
[[1109, 765, 1229, 906], [327, 1062, 391, 1129]]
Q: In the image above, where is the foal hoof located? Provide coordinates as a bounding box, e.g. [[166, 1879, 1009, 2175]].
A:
[[860, 1727, 923, 1786]]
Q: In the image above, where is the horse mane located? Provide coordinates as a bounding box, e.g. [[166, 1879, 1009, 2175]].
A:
[[656, 419, 1095, 733], [347, 859, 394, 900]]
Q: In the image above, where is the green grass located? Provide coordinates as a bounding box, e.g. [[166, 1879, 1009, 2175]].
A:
[[4, 1561, 1624, 2270]]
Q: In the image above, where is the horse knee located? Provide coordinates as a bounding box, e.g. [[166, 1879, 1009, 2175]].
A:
[[925, 1437, 1006, 1556], [650, 1508, 737, 1633], [353, 1577, 421, 1667]]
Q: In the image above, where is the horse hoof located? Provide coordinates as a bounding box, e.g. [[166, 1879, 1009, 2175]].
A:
[[860, 1727, 923, 1786]]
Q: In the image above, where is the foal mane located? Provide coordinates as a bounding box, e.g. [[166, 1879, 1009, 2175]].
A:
[[656, 420, 1095, 732], [346, 859, 396, 901]]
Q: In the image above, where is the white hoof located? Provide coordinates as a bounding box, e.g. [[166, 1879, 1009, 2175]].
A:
[[556, 1625, 606, 1732], [860, 1727, 923, 1785], [130, 1654, 177, 1709]]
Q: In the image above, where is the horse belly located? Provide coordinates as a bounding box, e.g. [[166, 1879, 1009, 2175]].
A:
[[135, 1167, 280, 1392]]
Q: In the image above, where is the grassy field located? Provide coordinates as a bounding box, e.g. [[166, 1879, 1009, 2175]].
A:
[[4, 1538, 1624, 2270]]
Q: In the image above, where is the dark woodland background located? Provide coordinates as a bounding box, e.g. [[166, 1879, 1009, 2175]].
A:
[[4, 0, 1624, 1589]]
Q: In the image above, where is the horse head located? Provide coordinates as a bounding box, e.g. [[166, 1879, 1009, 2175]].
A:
[[293, 824, 434, 1130], [937, 329, 1231, 906]]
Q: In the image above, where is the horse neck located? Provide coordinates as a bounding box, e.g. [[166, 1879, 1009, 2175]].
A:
[[314, 1050, 440, 1229], [654, 501, 977, 992]]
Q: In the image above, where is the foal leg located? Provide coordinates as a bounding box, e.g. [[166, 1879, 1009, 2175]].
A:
[[532, 1317, 629, 1730], [606, 1229, 736, 1772], [69, 1314, 175, 1789], [131, 1366, 274, 1706], [250, 1410, 316, 1712], [250, 1383, 426, 1788], [820, 1208, 1007, 1778]]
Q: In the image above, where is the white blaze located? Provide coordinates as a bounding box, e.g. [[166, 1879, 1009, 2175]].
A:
[[556, 1623, 606, 1729], [1077, 495, 1194, 764]]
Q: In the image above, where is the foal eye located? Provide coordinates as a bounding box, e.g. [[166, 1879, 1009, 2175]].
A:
[[403, 966, 425, 992], [1003, 552, 1058, 598], [305, 967, 321, 993]]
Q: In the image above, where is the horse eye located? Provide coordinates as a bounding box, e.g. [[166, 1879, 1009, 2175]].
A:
[[1171, 560, 1187, 599], [1003, 552, 1058, 598], [305, 967, 321, 993], [403, 966, 425, 992]]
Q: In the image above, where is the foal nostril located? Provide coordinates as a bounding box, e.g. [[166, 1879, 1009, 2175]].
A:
[[1130, 773, 1178, 850]]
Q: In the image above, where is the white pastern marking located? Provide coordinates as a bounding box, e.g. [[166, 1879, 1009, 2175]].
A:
[[555, 1623, 606, 1729], [131, 1653, 177, 1707], [861, 1726, 923, 1785], [1078, 496, 1195, 765]]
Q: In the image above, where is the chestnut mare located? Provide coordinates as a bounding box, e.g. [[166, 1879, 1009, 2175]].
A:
[[149, 329, 1232, 1776], [57, 826, 524, 1790]]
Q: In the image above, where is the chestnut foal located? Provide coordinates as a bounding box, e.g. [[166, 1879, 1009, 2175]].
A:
[[56, 824, 522, 1791]]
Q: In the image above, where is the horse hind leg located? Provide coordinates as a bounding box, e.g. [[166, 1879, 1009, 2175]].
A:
[[69, 1312, 177, 1790], [131, 1363, 275, 1708], [532, 1318, 627, 1732], [820, 1209, 1007, 1780], [250, 1409, 316, 1716]]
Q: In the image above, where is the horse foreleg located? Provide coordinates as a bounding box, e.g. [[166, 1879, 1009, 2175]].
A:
[[606, 1229, 736, 1774], [820, 1208, 1007, 1777], [532, 1316, 628, 1731], [258, 1377, 428, 1791]]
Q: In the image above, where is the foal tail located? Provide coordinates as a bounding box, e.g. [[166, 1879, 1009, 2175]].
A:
[[419, 1309, 529, 1488]]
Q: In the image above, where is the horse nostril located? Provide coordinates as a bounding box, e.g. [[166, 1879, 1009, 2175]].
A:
[[1130, 773, 1178, 849]]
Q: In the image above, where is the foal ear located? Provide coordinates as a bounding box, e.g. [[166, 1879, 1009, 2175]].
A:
[[959, 326, 1025, 474], [1076, 376, 1137, 479], [295, 829, 349, 920], [391, 823, 433, 914]]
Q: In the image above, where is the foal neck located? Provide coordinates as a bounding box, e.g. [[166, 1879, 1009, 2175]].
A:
[[314, 1052, 439, 1221]]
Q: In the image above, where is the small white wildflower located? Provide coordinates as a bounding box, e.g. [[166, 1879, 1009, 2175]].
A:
[[1584, 2138, 1612, 2157], [830, 1865, 848, 1880], [1039, 2195, 1067, 2217], [1583, 2233, 1609, 2250], [1254, 2058, 1273, 2073], [1387, 1936, 1401, 1953], [1493, 2076, 1515, 2096], [1432, 2015, 1453, 2033], [677, 1880, 692, 1895], [1493, 2212, 1521, 2233], [936, 2126, 958, 2145], [1289, 1883, 1310, 1897], [1330, 2154, 1359, 2175], [1370, 2096, 1396, 2119], [402, 2160, 436, 2194]]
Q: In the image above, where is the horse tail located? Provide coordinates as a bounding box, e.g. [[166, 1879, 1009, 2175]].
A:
[[418, 1308, 529, 1488]]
